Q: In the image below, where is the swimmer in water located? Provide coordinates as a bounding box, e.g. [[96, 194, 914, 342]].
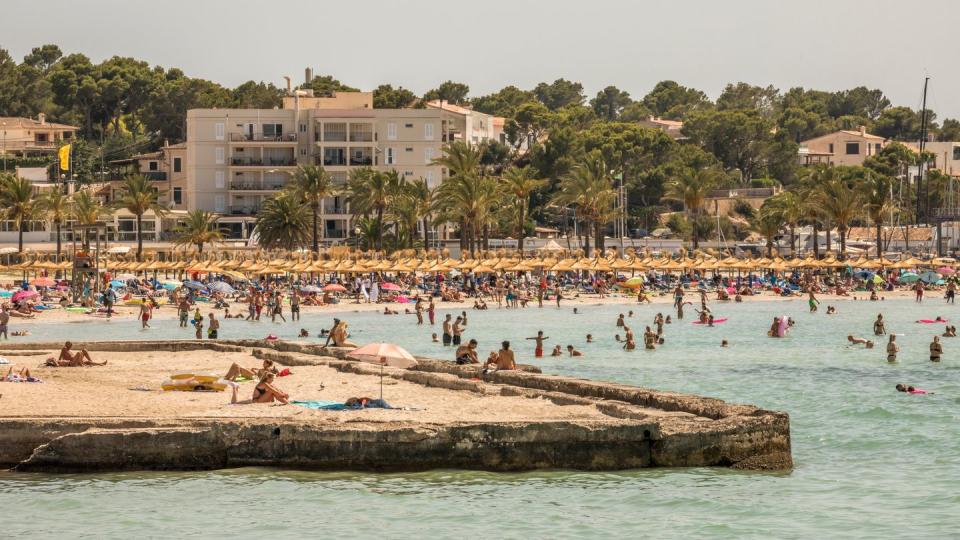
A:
[[623, 326, 636, 350], [566, 345, 583, 357], [550, 345, 563, 357], [616, 314, 625, 327], [586, 334, 593, 343], [721, 339, 729, 347]]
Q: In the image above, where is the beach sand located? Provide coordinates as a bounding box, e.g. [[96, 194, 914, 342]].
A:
[[0, 348, 614, 424]]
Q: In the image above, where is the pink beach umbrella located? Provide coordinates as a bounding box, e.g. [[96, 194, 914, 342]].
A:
[[11, 290, 38, 303], [937, 267, 955, 275], [347, 342, 418, 400], [322, 283, 347, 292], [380, 282, 402, 291], [32, 277, 56, 287]]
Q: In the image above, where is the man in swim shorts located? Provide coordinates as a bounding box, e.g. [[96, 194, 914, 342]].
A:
[[526, 330, 549, 357]]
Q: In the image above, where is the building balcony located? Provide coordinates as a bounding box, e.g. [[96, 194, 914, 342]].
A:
[[230, 157, 297, 167], [229, 132, 297, 143], [143, 171, 167, 181], [229, 182, 286, 192], [349, 156, 373, 166], [228, 205, 261, 216]]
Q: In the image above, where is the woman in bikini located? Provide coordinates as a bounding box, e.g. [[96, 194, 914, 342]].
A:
[[250, 372, 289, 404]]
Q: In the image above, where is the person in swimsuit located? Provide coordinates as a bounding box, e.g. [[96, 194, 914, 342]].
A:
[[873, 314, 886, 336], [623, 326, 636, 350], [290, 290, 300, 321], [886, 335, 899, 362], [178, 299, 190, 327], [208, 313, 220, 339], [526, 330, 549, 357], [52, 341, 106, 366], [427, 300, 436, 325], [240, 372, 289, 404], [452, 316, 464, 346], [566, 345, 583, 357], [224, 358, 279, 381], [930, 336, 943, 362], [915, 281, 924, 303], [616, 314, 625, 327], [643, 326, 657, 350], [442, 314, 453, 346], [455, 339, 479, 365], [550, 345, 563, 356], [496, 341, 516, 370], [139, 301, 152, 328], [807, 290, 820, 313], [947, 282, 956, 304], [0, 309, 9, 340]]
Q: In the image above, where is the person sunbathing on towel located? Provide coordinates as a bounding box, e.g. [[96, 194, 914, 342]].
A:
[[231, 372, 289, 404], [223, 358, 280, 381], [50, 341, 106, 366]]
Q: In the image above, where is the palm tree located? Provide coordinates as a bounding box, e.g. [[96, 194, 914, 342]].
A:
[[435, 172, 500, 256], [551, 153, 617, 254], [71, 190, 107, 250], [433, 141, 488, 253], [38, 187, 71, 265], [753, 204, 784, 257], [0, 173, 38, 256], [861, 173, 896, 258], [406, 178, 436, 249], [433, 140, 484, 179], [288, 164, 337, 254], [663, 167, 722, 249], [347, 168, 402, 251], [817, 175, 862, 259], [113, 174, 167, 261], [254, 192, 310, 250], [764, 191, 805, 255], [174, 210, 224, 254], [501, 166, 547, 255]]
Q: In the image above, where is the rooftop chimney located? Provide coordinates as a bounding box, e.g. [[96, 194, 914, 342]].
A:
[[859, 125, 866, 136], [305, 67, 314, 85], [283, 76, 292, 95], [38, 113, 46, 125]]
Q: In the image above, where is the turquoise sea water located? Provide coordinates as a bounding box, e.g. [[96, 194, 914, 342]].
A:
[[2, 297, 959, 538]]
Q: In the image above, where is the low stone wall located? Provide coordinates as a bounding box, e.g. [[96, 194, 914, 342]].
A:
[[0, 340, 793, 473]]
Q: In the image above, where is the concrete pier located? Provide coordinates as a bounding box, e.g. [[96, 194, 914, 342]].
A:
[[0, 340, 792, 472]]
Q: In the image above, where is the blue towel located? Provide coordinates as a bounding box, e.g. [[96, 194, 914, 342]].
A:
[[292, 400, 347, 410]]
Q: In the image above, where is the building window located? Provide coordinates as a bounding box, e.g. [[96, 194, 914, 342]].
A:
[[425, 147, 434, 164], [387, 123, 397, 140], [214, 195, 225, 213], [148, 161, 158, 171], [323, 147, 347, 166], [405, 123, 413, 128], [874, 143, 881, 154], [215, 122, 225, 141], [173, 157, 182, 173], [845, 142, 860, 155], [349, 123, 373, 142], [262, 123, 282, 141], [173, 187, 182, 205], [299, 148, 307, 156], [424, 123, 434, 140], [405, 147, 413, 152], [425, 171, 434, 184], [215, 171, 225, 189], [385, 147, 395, 165], [828, 143, 834, 154], [299, 123, 307, 133], [215, 147, 225, 164], [404, 171, 413, 176]]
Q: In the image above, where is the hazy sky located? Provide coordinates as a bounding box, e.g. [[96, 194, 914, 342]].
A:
[[5, 0, 958, 117]]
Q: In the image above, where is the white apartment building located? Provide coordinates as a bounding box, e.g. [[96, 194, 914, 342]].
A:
[[186, 92, 446, 242]]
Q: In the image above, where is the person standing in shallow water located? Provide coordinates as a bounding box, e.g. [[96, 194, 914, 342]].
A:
[[915, 281, 924, 303], [873, 314, 886, 336], [886, 335, 899, 362], [526, 330, 549, 358], [930, 336, 942, 362]]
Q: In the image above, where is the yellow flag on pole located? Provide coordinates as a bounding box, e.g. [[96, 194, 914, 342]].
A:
[[58, 144, 71, 171]]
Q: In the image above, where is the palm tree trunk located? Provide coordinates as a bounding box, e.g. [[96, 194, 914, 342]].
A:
[[311, 202, 319, 254], [422, 217, 430, 250], [55, 221, 62, 279], [813, 222, 820, 259], [376, 207, 384, 251], [789, 225, 796, 255], [825, 218, 832, 254], [136, 213, 143, 262], [17, 221, 24, 256], [197, 242, 203, 254], [840, 226, 847, 259], [518, 206, 526, 256], [876, 221, 882, 258], [583, 219, 592, 256]]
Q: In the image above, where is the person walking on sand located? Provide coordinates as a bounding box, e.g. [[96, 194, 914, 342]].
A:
[[526, 330, 549, 358], [808, 289, 820, 313], [874, 314, 886, 336], [0, 309, 9, 340], [930, 336, 943, 362], [886, 334, 899, 362]]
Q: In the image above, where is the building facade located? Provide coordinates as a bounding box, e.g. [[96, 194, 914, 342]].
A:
[[185, 92, 447, 242], [798, 127, 887, 167], [0, 114, 77, 157]]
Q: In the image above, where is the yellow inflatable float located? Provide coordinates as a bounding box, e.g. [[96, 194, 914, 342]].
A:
[[161, 373, 228, 392]]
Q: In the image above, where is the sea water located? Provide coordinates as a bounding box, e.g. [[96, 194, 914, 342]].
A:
[[2, 298, 959, 538]]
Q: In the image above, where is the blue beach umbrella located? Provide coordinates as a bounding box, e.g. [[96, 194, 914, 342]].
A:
[[854, 270, 875, 280], [110, 279, 126, 288], [182, 280, 205, 290], [207, 281, 235, 294], [919, 271, 942, 284]]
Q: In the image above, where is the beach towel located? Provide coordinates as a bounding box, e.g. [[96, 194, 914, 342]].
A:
[[292, 400, 348, 410]]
